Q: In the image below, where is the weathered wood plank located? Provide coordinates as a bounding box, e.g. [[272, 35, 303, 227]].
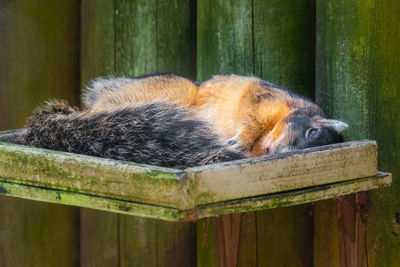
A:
[[112, 1, 198, 266], [0, 1, 80, 266], [315, 1, 400, 265], [0, 180, 186, 221], [256, 205, 314, 267], [114, 0, 196, 78], [253, 0, 316, 99], [196, 1, 317, 263], [0, 141, 193, 209], [197, 0, 254, 81], [80, 209, 119, 267], [80, 1, 119, 266], [119, 216, 197, 266], [0, 1, 80, 129], [0, 171, 390, 222], [0, 132, 381, 209], [314, 199, 340, 266], [0, 196, 79, 267], [195, 172, 391, 219], [190, 140, 377, 205], [252, 1, 316, 264], [81, 0, 116, 88]]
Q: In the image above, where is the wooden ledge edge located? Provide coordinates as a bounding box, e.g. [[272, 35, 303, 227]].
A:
[[193, 172, 392, 220], [0, 180, 187, 222], [0, 172, 391, 222]]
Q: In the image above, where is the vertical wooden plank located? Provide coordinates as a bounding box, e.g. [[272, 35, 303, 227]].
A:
[[197, 1, 315, 266], [81, 0, 116, 86], [80, 2, 119, 267], [119, 216, 158, 266], [82, 0, 197, 265], [314, 199, 340, 267], [253, 0, 315, 98], [257, 206, 314, 266], [80, 209, 119, 267], [119, 217, 197, 267], [0, 0, 80, 128], [316, 0, 400, 265], [113, 1, 197, 266], [115, 0, 196, 77], [197, 0, 253, 81], [0, 1, 80, 266], [197, 3, 255, 266], [197, 213, 257, 267], [253, 2, 315, 266]]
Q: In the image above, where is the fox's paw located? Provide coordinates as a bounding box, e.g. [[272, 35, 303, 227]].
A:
[[227, 132, 251, 152]]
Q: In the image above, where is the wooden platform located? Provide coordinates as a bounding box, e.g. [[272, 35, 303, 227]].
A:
[[0, 129, 391, 222]]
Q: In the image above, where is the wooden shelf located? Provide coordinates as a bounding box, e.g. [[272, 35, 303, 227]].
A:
[[0, 129, 391, 222]]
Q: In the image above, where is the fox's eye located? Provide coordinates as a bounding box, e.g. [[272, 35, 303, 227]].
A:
[[306, 128, 318, 139]]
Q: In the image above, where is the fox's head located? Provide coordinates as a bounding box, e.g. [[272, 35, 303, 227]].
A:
[[230, 77, 349, 156], [261, 110, 348, 155], [257, 88, 348, 155]]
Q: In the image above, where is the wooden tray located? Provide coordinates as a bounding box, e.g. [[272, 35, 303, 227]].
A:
[[0, 129, 391, 221]]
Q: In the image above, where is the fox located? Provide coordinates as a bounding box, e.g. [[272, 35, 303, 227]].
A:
[[83, 74, 348, 156], [22, 73, 348, 169]]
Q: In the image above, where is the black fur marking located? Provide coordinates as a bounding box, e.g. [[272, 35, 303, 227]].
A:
[[23, 101, 245, 169], [259, 79, 280, 89], [258, 79, 324, 115], [286, 113, 343, 150], [256, 93, 275, 102]]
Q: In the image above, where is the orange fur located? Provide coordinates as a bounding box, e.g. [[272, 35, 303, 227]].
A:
[[91, 74, 294, 156], [91, 75, 198, 112], [193, 75, 291, 155]]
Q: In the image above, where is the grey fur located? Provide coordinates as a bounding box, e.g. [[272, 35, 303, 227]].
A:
[[82, 76, 136, 107], [23, 100, 245, 169]]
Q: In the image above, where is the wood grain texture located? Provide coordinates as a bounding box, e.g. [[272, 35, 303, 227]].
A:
[[314, 199, 340, 267], [111, 1, 197, 266], [253, 0, 316, 98], [81, 0, 115, 88], [197, 1, 329, 265], [0, 130, 381, 210], [0, 141, 190, 208], [0, 172, 391, 222], [196, 172, 391, 219], [0, 180, 186, 221], [197, 0, 254, 81], [0, 1, 80, 266], [114, 0, 196, 78], [191, 140, 377, 205], [253, 2, 316, 266], [80, 2, 119, 266], [80, 209, 119, 267], [316, 1, 400, 265], [119, 216, 196, 267], [252, 2, 316, 265]]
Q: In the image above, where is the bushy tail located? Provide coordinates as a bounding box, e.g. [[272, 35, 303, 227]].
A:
[[23, 100, 245, 169]]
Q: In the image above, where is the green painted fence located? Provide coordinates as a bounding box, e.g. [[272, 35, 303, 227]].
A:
[[0, 1, 80, 266], [197, 1, 315, 266], [315, 1, 400, 266], [0, 0, 398, 266], [81, 1, 197, 266]]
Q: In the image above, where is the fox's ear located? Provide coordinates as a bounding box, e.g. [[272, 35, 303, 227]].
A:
[[322, 119, 349, 133], [247, 85, 274, 103]]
